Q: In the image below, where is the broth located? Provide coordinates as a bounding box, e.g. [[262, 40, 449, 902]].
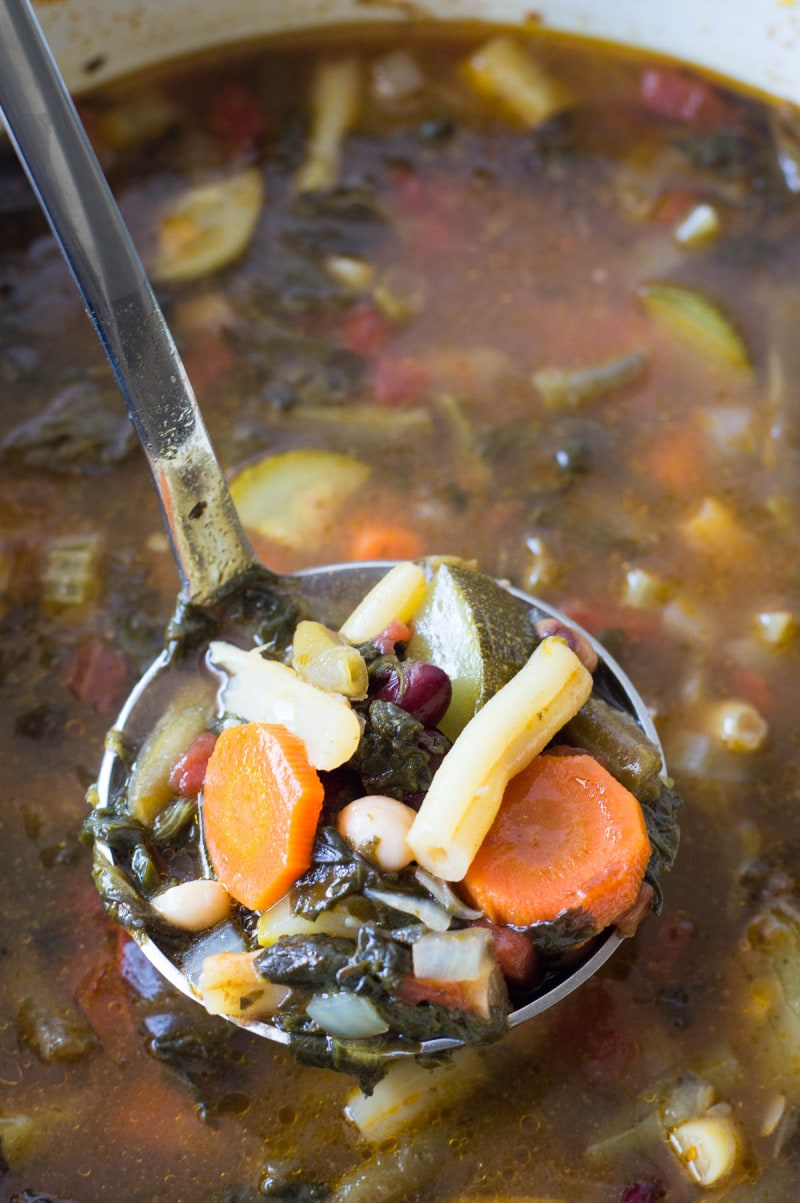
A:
[[1, 27, 800, 1202]]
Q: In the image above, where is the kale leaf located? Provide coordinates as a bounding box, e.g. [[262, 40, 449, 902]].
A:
[[641, 781, 682, 912], [257, 935, 356, 986], [2, 380, 135, 473], [350, 700, 444, 800]]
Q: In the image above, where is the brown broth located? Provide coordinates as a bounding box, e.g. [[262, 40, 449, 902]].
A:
[[1, 28, 800, 1203]]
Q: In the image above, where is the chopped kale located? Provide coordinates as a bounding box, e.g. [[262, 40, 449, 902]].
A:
[[283, 187, 386, 258], [290, 827, 377, 920], [256, 935, 356, 986], [82, 808, 161, 892], [641, 781, 682, 912], [676, 128, 755, 176], [230, 325, 366, 410], [523, 908, 599, 956], [350, 700, 446, 800], [164, 596, 218, 664], [2, 380, 136, 473], [334, 924, 411, 997], [222, 574, 309, 654]]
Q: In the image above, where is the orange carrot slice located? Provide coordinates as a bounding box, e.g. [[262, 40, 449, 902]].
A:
[[202, 722, 324, 911], [461, 752, 651, 930], [348, 523, 423, 562]]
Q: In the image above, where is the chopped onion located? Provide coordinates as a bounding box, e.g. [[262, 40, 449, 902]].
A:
[[364, 887, 451, 932], [371, 49, 425, 103], [411, 927, 493, 982], [306, 992, 388, 1037], [414, 868, 483, 920]]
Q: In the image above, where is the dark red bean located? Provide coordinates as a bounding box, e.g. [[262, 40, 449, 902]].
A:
[[375, 660, 452, 727], [620, 1179, 666, 1203], [534, 617, 598, 672]]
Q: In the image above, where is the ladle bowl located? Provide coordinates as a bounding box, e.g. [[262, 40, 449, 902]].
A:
[[0, 0, 665, 1058]]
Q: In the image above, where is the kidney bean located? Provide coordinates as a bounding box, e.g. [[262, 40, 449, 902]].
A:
[[374, 660, 452, 727], [534, 617, 598, 672], [619, 1180, 666, 1203]]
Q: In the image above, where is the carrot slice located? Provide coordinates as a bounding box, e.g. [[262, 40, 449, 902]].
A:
[[348, 523, 423, 562], [461, 752, 651, 930], [202, 722, 324, 911]]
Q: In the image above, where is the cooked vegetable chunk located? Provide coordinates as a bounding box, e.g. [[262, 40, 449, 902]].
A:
[[208, 641, 362, 770], [407, 637, 592, 880], [150, 167, 264, 283], [461, 751, 651, 928], [405, 561, 538, 741], [202, 722, 324, 909]]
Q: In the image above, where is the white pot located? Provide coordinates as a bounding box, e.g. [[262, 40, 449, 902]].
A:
[[37, 0, 800, 104]]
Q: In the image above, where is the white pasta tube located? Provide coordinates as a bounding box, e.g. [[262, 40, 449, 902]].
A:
[[407, 636, 592, 880], [339, 561, 426, 643]]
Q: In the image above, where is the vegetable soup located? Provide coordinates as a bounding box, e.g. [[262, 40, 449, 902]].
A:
[[1, 25, 800, 1203]]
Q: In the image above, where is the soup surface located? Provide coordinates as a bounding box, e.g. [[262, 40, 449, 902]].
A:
[[1, 26, 800, 1203]]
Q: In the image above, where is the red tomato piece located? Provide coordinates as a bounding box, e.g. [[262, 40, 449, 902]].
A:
[[473, 920, 538, 986], [210, 82, 266, 153], [640, 67, 727, 125], [372, 357, 431, 406], [372, 619, 412, 655], [169, 730, 218, 797], [62, 636, 128, 712], [341, 304, 393, 357], [397, 974, 475, 1011]]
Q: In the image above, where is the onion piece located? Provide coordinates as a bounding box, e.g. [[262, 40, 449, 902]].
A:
[[306, 992, 388, 1037], [414, 868, 483, 920], [364, 887, 451, 932], [371, 49, 425, 103], [411, 927, 494, 982]]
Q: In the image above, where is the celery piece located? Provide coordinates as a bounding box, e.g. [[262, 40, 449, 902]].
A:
[[638, 282, 750, 371], [462, 36, 571, 128], [42, 532, 102, 608], [532, 348, 648, 409]]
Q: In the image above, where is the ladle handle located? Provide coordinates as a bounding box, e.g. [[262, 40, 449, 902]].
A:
[[0, 0, 260, 605]]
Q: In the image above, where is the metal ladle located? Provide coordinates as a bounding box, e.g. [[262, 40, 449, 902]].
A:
[[0, 0, 665, 1059]]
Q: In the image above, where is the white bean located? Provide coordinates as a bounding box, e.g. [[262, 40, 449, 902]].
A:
[[337, 795, 417, 872], [151, 879, 230, 931], [669, 1113, 740, 1187], [705, 699, 768, 753]]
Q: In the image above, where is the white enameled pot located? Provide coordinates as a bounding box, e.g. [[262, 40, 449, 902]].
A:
[[36, 0, 800, 105]]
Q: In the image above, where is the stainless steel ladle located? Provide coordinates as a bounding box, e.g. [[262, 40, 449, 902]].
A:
[[0, 0, 665, 1059]]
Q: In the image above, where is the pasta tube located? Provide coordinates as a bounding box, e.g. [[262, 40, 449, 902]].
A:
[[407, 636, 592, 880]]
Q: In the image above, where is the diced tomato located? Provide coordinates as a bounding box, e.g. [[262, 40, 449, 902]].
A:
[[372, 619, 412, 655], [474, 920, 538, 986], [341, 304, 393, 357], [62, 636, 128, 712], [210, 82, 266, 153], [397, 974, 475, 1011], [372, 356, 431, 406], [181, 328, 234, 399], [640, 67, 728, 126], [169, 730, 217, 797]]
